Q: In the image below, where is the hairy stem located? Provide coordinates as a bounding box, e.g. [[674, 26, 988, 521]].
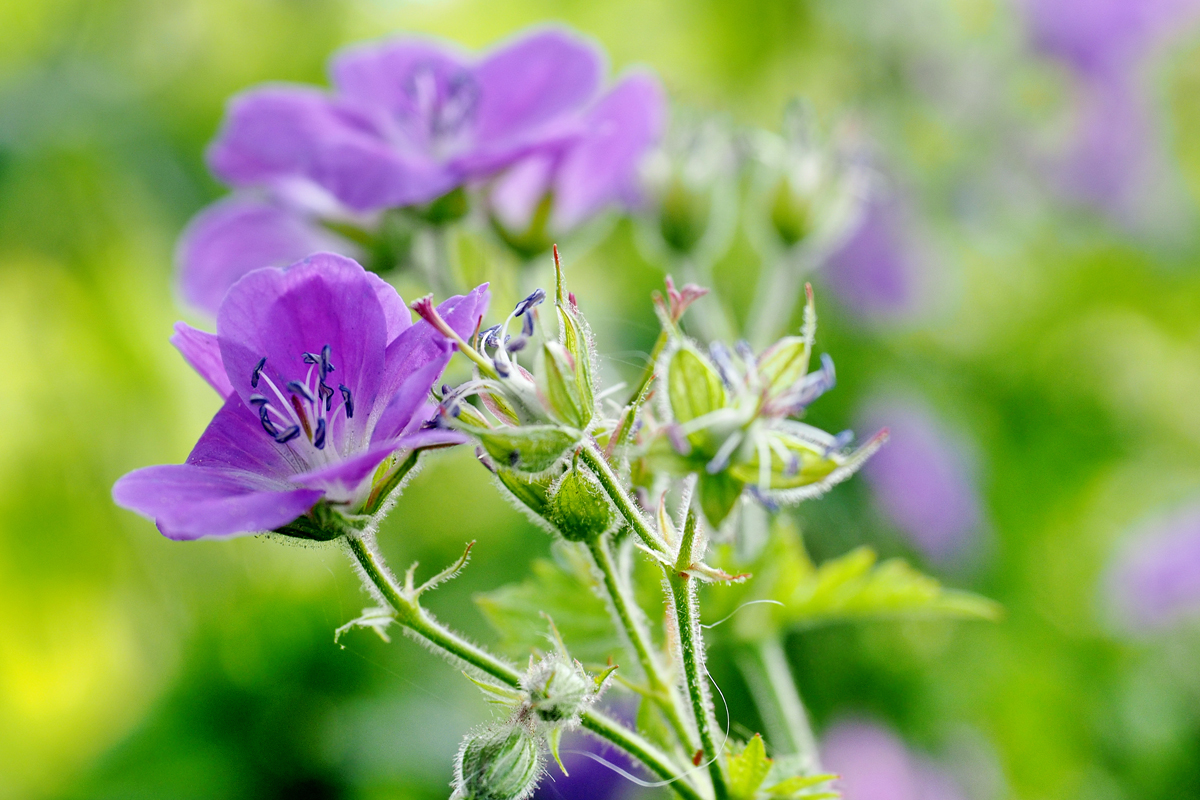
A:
[[629, 330, 668, 404], [344, 533, 706, 800], [587, 534, 697, 752], [667, 516, 730, 800], [578, 442, 667, 556], [736, 635, 821, 772]]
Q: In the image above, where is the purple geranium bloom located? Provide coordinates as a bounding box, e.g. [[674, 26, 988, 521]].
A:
[[114, 253, 489, 540], [825, 196, 932, 320], [489, 72, 666, 238], [856, 395, 984, 563], [1106, 501, 1200, 632], [178, 26, 606, 314], [822, 718, 967, 800]]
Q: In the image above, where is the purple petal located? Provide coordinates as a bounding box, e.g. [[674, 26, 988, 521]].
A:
[[825, 197, 923, 319], [217, 253, 389, 448], [377, 283, 491, 403], [289, 440, 400, 501], [113, 464, 321, 541], [394, 425, 468, 450], [187, 393, 299, 480], [462, 27, 605, 174], [370, 346, 454, 445], [550, 72, 665, 231], [171, 322, 233, 397], [364, 270, 412, 344], [1107, 502, 1200, 632], [856, 395, 983, 563], [176, 195, 355, 316], [822, 718, 967, 800], [489, 153, 556, 233], [206, 86, 447, 211]]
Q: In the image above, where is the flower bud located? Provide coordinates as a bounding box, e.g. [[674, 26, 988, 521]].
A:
[[522, 654, 593, 725], [496, 469, 556, 518], [473, 425, 579, 476], [769, 175, 814, 247], [547, 464, 612, 543], [453, 724, 544, 800], [537, 342, 591, 429]]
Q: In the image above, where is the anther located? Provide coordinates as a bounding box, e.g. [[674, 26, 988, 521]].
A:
[[251, 357, 266, 388], [319, 383, 334, 412], [313, 418, 327, 450], [248, 394, 269, 407], [274, 425, 301, 444], [514, 288, 545, 317], [339, 385, 354, 419], [258, 406, 279, 436], [521, 311, 535, 337], [287, 381, 315, 403]]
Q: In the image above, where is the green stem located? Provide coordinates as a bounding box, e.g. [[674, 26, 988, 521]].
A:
[[578, 443, 666, 556], [736, 635, 820, 773], [667, 516, 729, 800], [344, 533, 705, 800], [629, 330, 668, 404], [587, 534, 697, 752]]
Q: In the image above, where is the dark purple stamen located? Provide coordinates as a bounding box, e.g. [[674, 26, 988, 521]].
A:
[[251, 357, 267, 388], [287, 380, 315, 403], [506, 337, 526, 353], [708, 342, 736, 387], [249, 394, 269, 407], [319, 383, 335, 412], [258, 405, 278, 436], [521, 311, 535, 337], [494, 359, 511, 378], [514, 288, 545, 317], [481, 325, 502, 349], [339, 385, 354, 419], [313, 418, 326, 450], [274, 425, 301, 444]]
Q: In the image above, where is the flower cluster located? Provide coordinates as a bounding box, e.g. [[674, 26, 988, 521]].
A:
[[178, 26, 664, 313]]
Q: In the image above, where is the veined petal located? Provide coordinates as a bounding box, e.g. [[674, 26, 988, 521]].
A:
[[187, 393, 299, 480], [217, 253, 389, 446], [468, 27, 604, 171], [113, 464, 321, 541], [489, 153, 556, 233], [171, 322, 233, 397], [370, 346, 453, 445], [394, 424, 468, 450], [175, 195, 354, 315], [364, 270, 412, 344], [289, 440, 400, 502], [551, 71, 665, 231]]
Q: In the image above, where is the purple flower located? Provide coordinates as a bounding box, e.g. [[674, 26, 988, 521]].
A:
[[1106, 501, 1200, 632], [1020, 0, 1200, 227], [114, 253, 489, 540], [824, 196, 930, 321], [532, 732, 637, 800], [488, 72, 665, 241], [856, 395, 984, 563], [179, 26, 607, 313], [822, 718, 967, 800]]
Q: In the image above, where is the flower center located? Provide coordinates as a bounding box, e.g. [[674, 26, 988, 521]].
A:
[[402, 62, 479, 157], [248, 344, 354, 456]]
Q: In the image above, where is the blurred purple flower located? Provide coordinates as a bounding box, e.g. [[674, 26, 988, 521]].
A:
[[856, 395, 984, 563], [532, 733, 637, 800], [179, 26, 608, 313], [824, 197, 919, 319], [1106, 501, 1200, 632], [822, 718, 967, 800], [488, 71, 665, 241], [1020, 0, 1200, 226], [114, 253, 488, 540]]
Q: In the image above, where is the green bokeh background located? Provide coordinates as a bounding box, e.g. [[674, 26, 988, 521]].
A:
[[3, 1, 1200, 798]]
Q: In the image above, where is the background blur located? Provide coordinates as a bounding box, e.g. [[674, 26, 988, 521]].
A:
[[4, 1, 1200, 798]]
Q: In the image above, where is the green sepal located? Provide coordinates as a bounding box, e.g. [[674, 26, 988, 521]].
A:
[[699, 471, 746, 529], [469, 424, 580, 475], [538, 342, 592, 429], [667, 344, 727, 425], [727, 435, 838, 490], [547, 464, 612, 542], [496, 469, 555, 517], [553, 249, 596, 422], [756, 336, 811, 402]]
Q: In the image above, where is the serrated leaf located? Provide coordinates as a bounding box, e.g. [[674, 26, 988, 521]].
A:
[[727, 734, 773, 800], [668, 344, 727, 424], [766, 774, 839, 796], [475, 545, 622, 663]]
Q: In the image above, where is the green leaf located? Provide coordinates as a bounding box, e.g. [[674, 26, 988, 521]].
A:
[[475, 545, 622, 663], [699, 471, 746, 528], [474, 425, 580, 474], [766, 774, 839, 797], [667, 344, 727, 424], [785, 546, 1003, 628], [727, 734, 773, 800]]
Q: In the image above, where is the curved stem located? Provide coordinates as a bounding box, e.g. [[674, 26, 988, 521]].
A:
[[736, 635, 820, 773], [587, 534, 697, 752], [344, 533, 706, 800]]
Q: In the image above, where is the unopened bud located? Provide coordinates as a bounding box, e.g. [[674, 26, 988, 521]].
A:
[[770, 175, 813, 247], [547, 464, 612, 543], [453, 724, 544, 800], [538, 342, 592, 429], [659, 175, 712, 254], [522, 654, 593, 725]]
